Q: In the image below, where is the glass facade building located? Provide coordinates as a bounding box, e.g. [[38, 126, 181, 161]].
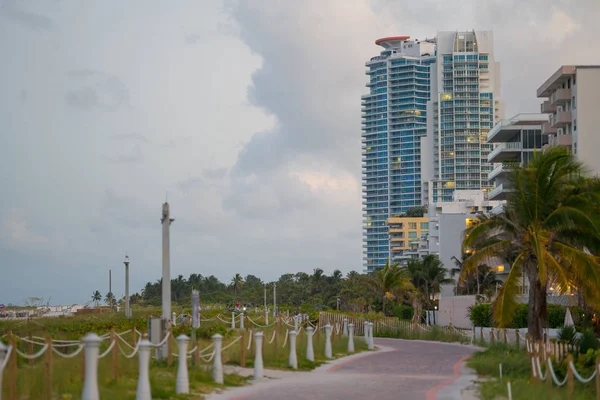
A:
[[362, 36, 436, 272], [426, 31, 503, 203]]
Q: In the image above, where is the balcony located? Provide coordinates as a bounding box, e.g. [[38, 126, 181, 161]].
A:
[[551, 134, 573, 147], [488, 183, 513, 201], [550, 110, 572, 128], [540, 100, 557, 114], [549, 88, 571, 106], [541, 121, 558, 135], [487, 142, 523, 163], [487, 163, 510, 181]]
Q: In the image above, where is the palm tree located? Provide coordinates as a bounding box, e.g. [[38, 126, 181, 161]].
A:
[[91, 290, 102, 307], [408, 255, 453, 322], [367, 260, 412, 315], [461, 146, 600, 341], [105, 292, 116, 309], [231, 274, 244, 301]]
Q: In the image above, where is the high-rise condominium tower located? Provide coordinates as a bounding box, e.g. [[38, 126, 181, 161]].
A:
[[361, 36, 436, 272], [423, 30, 503, 204]]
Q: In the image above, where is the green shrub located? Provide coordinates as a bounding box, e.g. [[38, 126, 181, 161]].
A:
[[578, 329, 598, 354], [393, 305, 414, 320], [557, 325, 578, 346], [510, 304, 528, 328], [469, 303, 492, 327], [547, 304, 566, 328]]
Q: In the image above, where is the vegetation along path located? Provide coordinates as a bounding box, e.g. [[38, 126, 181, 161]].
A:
[[208, 338, 479, 400]]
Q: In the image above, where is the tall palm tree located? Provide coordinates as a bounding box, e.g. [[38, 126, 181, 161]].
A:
[[367, 260, 412, 314], [461, 147, 600, 341], [408, 255, 453, 320], [105, 292, 116, 309], [91, 290, 102, 307], [231, 274, 244, 301]]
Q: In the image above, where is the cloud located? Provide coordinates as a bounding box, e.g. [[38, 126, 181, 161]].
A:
[[0, 0, 56, 32], [0, 209, 65, 250], [65, 69, 131, 111]]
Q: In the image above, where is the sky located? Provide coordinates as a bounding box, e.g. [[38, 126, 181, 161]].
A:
[[1, 0, 599, 305]]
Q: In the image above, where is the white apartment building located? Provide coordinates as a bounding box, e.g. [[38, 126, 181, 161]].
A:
[[486, 113, 549, 200], [537, 65, 600, 174], [422, 30, 504, 205], [414, 190, 503, 274]]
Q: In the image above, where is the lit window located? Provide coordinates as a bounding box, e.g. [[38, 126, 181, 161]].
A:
[[497, 265, 505, 272]]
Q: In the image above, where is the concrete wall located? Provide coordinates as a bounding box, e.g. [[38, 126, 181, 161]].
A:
[[575, 68, 600, 175], [438, 285, 476, 329]]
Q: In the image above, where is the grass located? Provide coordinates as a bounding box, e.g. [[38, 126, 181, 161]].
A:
[[374, 324, 472, 344], [467, 343, 598, 400], [1, 317, 368, 399]]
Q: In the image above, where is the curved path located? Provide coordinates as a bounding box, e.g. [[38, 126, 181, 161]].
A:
[[208, 338, 479, 400]]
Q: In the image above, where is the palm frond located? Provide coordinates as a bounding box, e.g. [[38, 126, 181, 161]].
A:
[[492, 252, 524, 328]]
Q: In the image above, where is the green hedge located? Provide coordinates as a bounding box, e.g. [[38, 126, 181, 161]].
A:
[[469, 303, 581, 328], [393, 305, 414, 320]]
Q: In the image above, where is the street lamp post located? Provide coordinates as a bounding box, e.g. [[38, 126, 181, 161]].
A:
[[336, 298, 340, 311], [124, 255, 131, 319], [273, 283, 277, 317]]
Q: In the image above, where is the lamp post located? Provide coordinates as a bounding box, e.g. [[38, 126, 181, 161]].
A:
[[273, 283, 277, 317], [336, 298, 340, 311], [124, 255, 131, 319]]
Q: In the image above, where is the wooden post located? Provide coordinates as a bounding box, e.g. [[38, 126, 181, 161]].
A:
[[516, 329, 520, 348], [81, 345, 86, 381], [7, 332, 17, 400], [240, 330, 246, 368], [44, 336, 52, 400], [28, 333, 34, 366], [490, 328, 495, 344], [595, 356, 600, 400], [167, 328, 173, 367], [111, 329, 118, 381], [480, 327, 484, 342], [567, 353, 574, 399]]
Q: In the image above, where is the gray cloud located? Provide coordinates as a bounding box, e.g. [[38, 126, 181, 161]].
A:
[[66, 69, 130, 111], [0, 0, 57, 32]]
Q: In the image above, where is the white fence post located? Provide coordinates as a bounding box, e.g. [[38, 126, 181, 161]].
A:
[[265, 310, 269, 325], [294, 315, 299, 332], [253, 331, 264, 380], [368, 322, 374, 350], [0, 341, 12, 400], [81, 333, 101, 400], [343, 318, 349, 337], [172, 312, 177, 326], [364, 321, 369, 344], [348, 323, 355, 353], [325, 323, 333, 359], [176, 335, 190, 394], [212, 334, 224, 384], [136, 338, 152, 400], [306, 326, 315, 362], [240, 312, 245, 330], [289, 330, 298, 369], [231, 312, 236, 330]]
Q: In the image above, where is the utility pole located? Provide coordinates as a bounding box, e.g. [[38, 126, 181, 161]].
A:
[[263, 284, 267, 312], [109, 269, 112, 296], [161, 202, 175, 326], [273, 283, 277, 317], [124, 255, 130, 319]]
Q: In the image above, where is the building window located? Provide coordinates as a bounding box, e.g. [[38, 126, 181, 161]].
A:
[[574, 119, 577, 131], [420, 222, 429, 229], [409, 222, 417, 229], [408, 231, 417, 238], [572, 96, 576, 109]]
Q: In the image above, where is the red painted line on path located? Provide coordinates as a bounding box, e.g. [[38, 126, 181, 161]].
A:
[[425, 355, 469, 400]]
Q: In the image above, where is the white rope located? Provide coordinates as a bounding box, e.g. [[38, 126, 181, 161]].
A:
[[282, 329, 289, 348], [535, 357, 547, 381], [570, 360, 597, 383], [268, 330, 277, 344], [199, 343, 214, 355], [221, 336, 243, 352], [547, 358, 568, 386], [247, 330, 253, 350], [150, 330, 171, 348], [16, 344, 48, 360], [115, 333, 136, 350], [247, 316, 277, 328], [0, 346, 12, 370], [199, 350, 215, 363], [97, 339, 117, 359], [18, 337, 47, 346], [52, 344, 85, 359], [118, 341, 141, 359], [531, 357, 537, 379], [52, 342, 84, 348], [217, 315, 234, 324], [187, 346, 197, 355]]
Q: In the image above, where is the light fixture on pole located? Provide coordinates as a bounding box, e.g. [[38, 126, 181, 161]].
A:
[[124, 255, 131, 319]]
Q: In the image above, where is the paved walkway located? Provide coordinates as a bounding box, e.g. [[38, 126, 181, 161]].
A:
[[207, 338, 480, 400]]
